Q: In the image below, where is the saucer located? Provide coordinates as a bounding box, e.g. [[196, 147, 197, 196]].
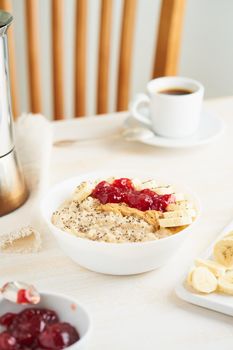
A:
[[123, 110, 225, 148]]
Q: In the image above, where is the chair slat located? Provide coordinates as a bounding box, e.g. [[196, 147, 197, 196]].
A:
[[97, 0, 113, 115], [25, 0, 42, 113], [74, 0, 87, 117], [153, 0, 186, 77], [116, 0, 137, 111], [52, 0, 64, 120], [0, 0, 19, 118]]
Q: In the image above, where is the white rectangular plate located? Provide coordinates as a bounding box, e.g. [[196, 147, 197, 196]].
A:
[[175, 218, 233, 316]]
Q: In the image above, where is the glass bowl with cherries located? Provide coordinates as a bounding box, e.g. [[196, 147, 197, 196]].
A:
[[0, 290, 91, 350]]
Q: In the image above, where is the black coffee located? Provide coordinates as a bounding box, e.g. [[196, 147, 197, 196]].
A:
[[158, 88, 193, 95]]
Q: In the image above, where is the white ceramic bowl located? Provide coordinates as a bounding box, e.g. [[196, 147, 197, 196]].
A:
[[0, 291, 91, 350], [41, 171, 200, 275]]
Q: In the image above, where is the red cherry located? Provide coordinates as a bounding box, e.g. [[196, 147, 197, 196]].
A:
[[106, 187, 122, 203], [92, 181, 113, 204], [0, 309, 79, 350], [126, 192, 153, 211], [112, 178, 134, 190], [124, 191, 137, 207], [0, 332, 18, 350], [92, 181, 110, 195], [0, 313, 16, 328], [92, 178, 175, 213], [151, 194, 173, 211], [10, 308, 58, 328], [92, 182, 124, 204], [10, 327, 34, 347], [136, 193, 153, 211], [9, 309, 59, 347], [140, 189, 157, 197], [40, 309, 59, 324], [38, 322, 80, 349]]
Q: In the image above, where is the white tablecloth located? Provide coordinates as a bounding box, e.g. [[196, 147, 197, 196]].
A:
[[1, 97, 233, 350]]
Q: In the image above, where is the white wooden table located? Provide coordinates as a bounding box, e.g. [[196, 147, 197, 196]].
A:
[[2, 97, 233, 350]]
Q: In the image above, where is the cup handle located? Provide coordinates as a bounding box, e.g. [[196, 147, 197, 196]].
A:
[[129, 93, 151, 126]]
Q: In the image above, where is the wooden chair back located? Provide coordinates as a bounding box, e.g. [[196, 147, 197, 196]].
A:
[[0, 0, 186, 120]]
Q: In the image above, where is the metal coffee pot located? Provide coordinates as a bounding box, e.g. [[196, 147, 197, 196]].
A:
[[0, 11, 28, 216]]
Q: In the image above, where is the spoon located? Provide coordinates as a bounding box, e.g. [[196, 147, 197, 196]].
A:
[[0, 281, 40, 305], [53, 127, 154, 147]]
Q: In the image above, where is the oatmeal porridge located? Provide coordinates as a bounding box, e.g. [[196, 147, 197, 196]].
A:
[[52, 178, 196, 243]]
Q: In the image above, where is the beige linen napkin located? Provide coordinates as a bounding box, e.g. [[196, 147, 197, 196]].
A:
[[0, 114, 53, 253]]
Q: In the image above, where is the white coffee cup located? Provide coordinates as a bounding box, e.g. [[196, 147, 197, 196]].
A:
[[130, 76, 204, 138]]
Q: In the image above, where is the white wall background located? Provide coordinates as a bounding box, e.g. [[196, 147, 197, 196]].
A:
[[10, 0, 233, 118]]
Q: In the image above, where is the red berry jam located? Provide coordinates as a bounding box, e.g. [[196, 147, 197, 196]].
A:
[[91, 178, 175, 212], [0, 308, 80, 350]]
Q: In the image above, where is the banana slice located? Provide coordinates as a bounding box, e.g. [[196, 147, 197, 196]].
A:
[[224, 230, 233, 238], [73, 181, 94, 204], [213, 238, 233, 268], [218, 271, 233, 295], [131, 178, 141, 189], [152, 185, 174, 195], [194, 258, 226, 278], [106, 177, 115, 184], [159, 215, 192, 228], [173, 193, 185, 202], [163, 209, 196, 219], [139, 180, 159, 190], [191, 266, 218, 294], [186, 268, 195, 286], [167, 201, 193, 211]]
